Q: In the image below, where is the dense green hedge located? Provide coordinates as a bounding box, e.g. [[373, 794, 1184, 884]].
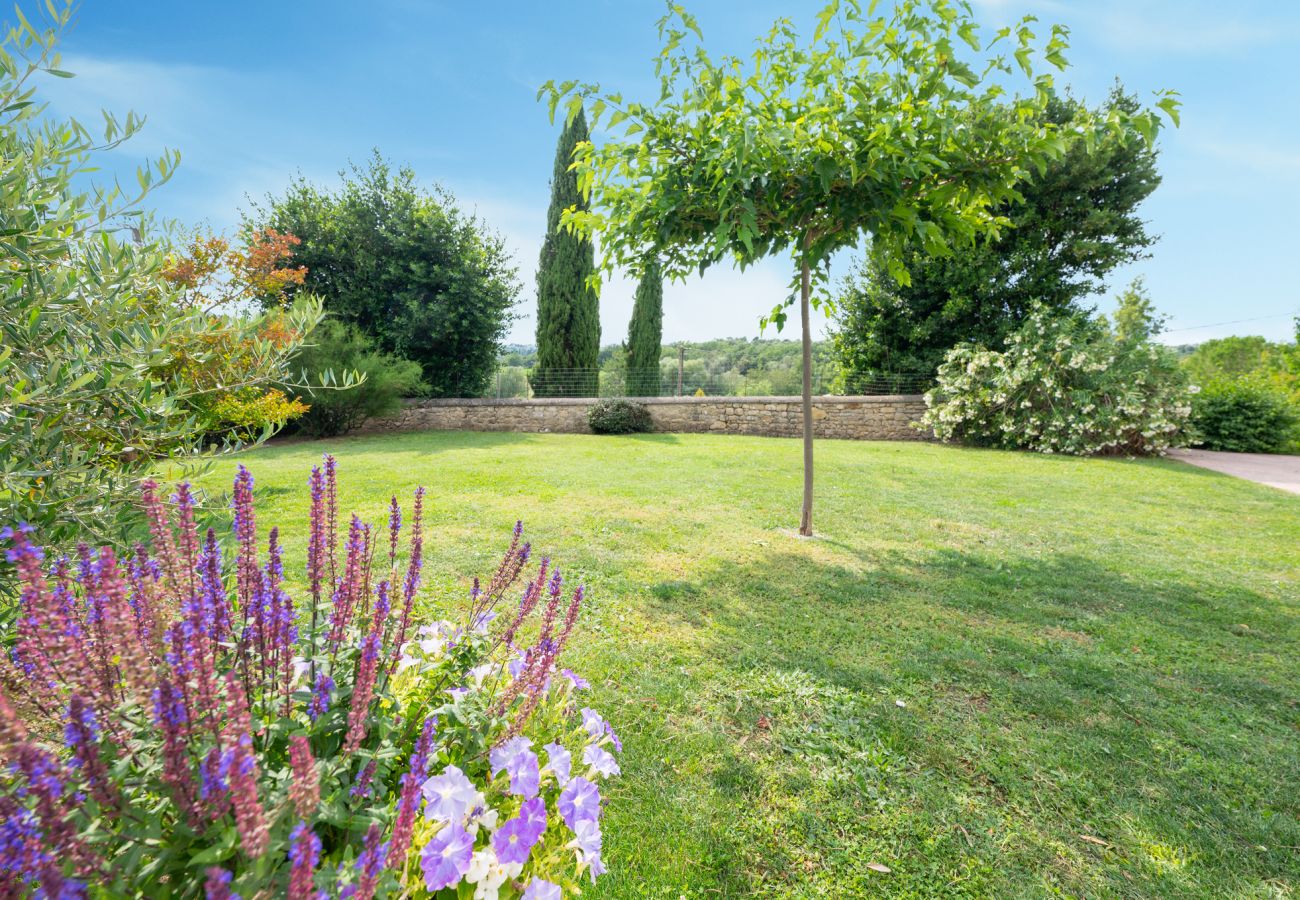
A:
[[1190, 380, 1299, 453]]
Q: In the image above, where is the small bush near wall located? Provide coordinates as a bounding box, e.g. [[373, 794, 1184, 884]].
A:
[[1190, 380, 1299, 453], [588, 399, 653, 434]]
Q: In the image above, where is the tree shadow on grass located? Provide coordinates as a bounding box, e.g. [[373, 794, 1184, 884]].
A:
[[619, 547, 1299, 897]]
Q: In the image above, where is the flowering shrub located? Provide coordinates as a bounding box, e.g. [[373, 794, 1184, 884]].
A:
[[0, 456, 618, 898], [921, 308, 1192, 456]]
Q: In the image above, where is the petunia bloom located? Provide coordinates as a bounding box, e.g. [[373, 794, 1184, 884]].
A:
[[543, 742, 571, 786], [420, 825, 474, 892], [488, 736, 532, 778], [521, 879, 562, 900], [561, 669, 589, 690], [491, 813, 541, 865], [505, 749, 540, 798], [558, 776, 601, 830], [421, 765, 478, 825], [569, 818, 606, 883], [584, 744, 621, 779]]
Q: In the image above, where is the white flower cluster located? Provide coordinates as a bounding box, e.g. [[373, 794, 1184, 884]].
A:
[[920, 308, 1193, 457]]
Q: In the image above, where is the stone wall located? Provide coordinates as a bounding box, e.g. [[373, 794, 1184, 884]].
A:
[[362, 395, 929, 441]]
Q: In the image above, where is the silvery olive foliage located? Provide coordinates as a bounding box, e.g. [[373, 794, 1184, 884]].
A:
[[0, 4, 334, 557]]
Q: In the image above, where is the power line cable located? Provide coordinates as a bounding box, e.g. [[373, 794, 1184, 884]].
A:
[[1162, 312, 1296, 334]]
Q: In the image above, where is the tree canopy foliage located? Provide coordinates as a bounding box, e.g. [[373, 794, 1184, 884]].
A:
[[833, 85, 1163, 379], [540, 0, 1176, 534], [248, 153, 520, 398]]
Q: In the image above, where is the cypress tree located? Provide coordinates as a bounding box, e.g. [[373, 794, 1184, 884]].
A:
[[625, 259, 663, 396], [534, 109, 600, 397]]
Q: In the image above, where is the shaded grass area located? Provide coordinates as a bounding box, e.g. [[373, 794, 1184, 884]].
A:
[[182, 431, 1300, 898]]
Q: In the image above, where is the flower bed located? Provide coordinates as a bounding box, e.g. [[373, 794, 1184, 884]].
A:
[[0, 455, 618, 898]]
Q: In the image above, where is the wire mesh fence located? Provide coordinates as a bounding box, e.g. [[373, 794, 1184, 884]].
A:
[[478, 367, 933, 400]]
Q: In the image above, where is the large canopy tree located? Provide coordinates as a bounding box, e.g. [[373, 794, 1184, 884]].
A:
[[248, 153, 519, 398], [833, 85, 1163, 381], [542, 0, 1176, 535]]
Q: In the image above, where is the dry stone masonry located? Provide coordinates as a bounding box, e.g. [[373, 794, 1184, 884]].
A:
[[362, 395, 929, 441]]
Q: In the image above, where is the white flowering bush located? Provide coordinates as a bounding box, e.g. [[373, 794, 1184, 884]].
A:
[[921, 308, 1192, 456]]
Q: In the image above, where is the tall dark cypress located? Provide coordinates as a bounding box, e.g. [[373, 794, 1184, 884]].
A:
[[625, 259, 663, 396], [534, 109, 600, 397]]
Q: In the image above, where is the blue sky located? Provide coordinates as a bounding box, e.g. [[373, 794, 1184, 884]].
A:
[[39, 0, 1300, 347]]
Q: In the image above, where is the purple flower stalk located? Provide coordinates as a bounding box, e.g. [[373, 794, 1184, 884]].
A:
[[390, 488, 425, 672], [387, 496, 401, 570], [352, 823, 387, 900], [350, 759, 377, 800], [327, 516, 367, 653], [307, 464, 326, 610], [64, 695, 115, 808], [389, 716, 438, 868], [307, 674, 334, 722], [288, 736, 319, 819], [287, 823, 321, 900], [232, 465, 259, 616], [344, 631, 382, 753], [204, 867, 240, 900], [221, 675, 268, 858], [324, 454, 338, 583], [152, 677, 198, 824]]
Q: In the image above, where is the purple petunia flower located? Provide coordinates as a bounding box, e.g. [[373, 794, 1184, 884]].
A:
[[558, 776, 601, 831], [570, 817, 606, 882], [519, 795, 547, 834], [491, 812, 541, 865], [521, 880, 562, 900], [579, 706, 622, 752], [584, 745, 621, 779], [543, 742, 571, 786], [579, 707, 606, 738], [570, 816, 602, 858], [489, 736, 532, 778], [420, 825, 474, 892], [505, 750, 540, 798], [561, 669, 590, 690], [421, 765, 478, 825]]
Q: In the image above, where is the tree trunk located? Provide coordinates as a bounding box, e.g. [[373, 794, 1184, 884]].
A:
[[799, 254, 814, 537]]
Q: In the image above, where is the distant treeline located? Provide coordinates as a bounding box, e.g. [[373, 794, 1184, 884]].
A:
[[498, 337, 840, 396]]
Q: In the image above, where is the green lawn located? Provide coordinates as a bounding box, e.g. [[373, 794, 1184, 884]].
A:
[[184, 431, 1300, 898]]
